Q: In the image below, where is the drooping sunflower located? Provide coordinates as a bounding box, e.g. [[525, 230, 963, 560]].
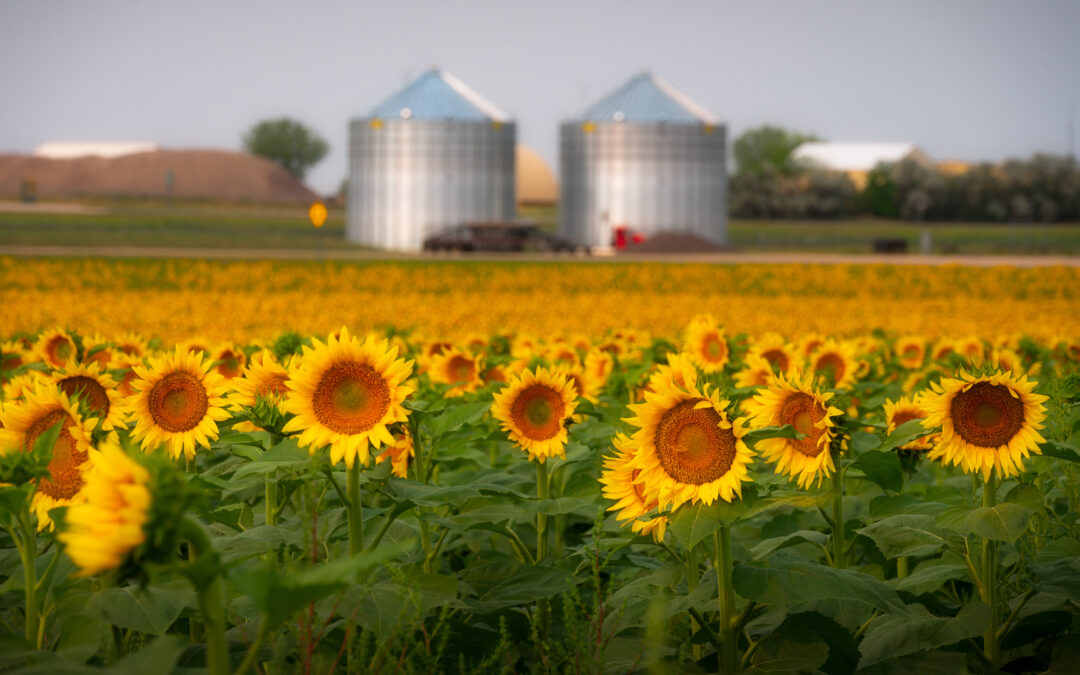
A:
[[883, 394, 938, 451], [744, 371, 844, 489], [626, 375, 754, 511], [282, 327, 414, 469], [427, 347, 484, 396], [112, 353, 144, 397], [491, 366, 578, 463], [211, 343, 246, 380], [749, 333, 796, 375], [230, 350, 290, 410], [53, 359, 126, 430], [683, 316, 730, 373], [921, 370, 1048, 480], [33, 328, 77, 370], [599, 432, 668, 542], [895, 335, 926, 370], [128, 346, 231, 461], [809, 340, 859, 390], [0, 382, 96, 528], [57, 438, 151, 577]]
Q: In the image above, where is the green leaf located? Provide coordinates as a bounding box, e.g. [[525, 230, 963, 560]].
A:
[[669, 503, 722, 550], [426, 401, 491, 439], [1030, 558, 1080, 602], [936, 503, 1032, 543], [1004, 482, 1044, 512], [856, 515, 950, 559], [1001, 610, 1073, 650], [858, 601, 991, 667], [851, 430, 882, 453], [1041, 440, 1080, 464], [878, 419, 932, 453], [85, 581, 193, 637], [751, 530, 829, 560], [847, 450, 904, 493], [890, 562, 967, 596], [772, 612, 859, 675], [741, 491, 831, 519], [111, 636, 185, 675], [744, 425, 803, 445], [230, 439, 309, 480], [464, 561, 572, 613], [231, 539, 411, 626], [733, 558, 912, 616]]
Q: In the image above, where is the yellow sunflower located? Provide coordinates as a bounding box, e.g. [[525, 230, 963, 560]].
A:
[[931, 339, 956, 361], [53, 359, 126, 430], [626, 376, 754, 511], [744, 371, 844, 489], [988, 348, 1024, 375], [491, 366, 578, 463], [114, 333, 149, 358], [797, 334, 826, 359], [57, 438, 151, 577], [883, 394, 938, 451], [33, 328, 77, 370], [375, 431, 414, 478], [584, 349, 615, 388], [0, 382, 96, 528], [230, 350, 290, 410], [921, 370, 1048, 480], [749, 333, 796, 375], [112, 353, 145, 397], [81, 334, 115, 370], [895, 335, 926, 370], [282, 327, 414, 469], [427, 347, 484, 396], [560, 364, 598, 404], [809, 340, 859, 389], [734, 354, 775, 389], [545, 343, 580, 368], [211, 343, 246, 380], [3, 372, 43, 402], [599, 433, 668, 542], [645, 352, 699, 395], [955, 336, 985, 364], [1, 340, 27, 381], [683, 316, 730, 373], [128, 346, 231, 461]]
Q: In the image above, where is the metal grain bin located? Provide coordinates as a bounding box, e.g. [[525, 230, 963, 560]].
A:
[[347, 69, 516, 251], [559, 72, 727, 248]]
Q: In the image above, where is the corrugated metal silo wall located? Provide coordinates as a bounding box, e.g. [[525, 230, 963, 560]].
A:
[[559, 122, 727, 248], [348, 119, 516, 251]]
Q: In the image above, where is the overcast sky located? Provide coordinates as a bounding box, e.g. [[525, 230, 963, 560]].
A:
[[2, 0, 1078, 194]]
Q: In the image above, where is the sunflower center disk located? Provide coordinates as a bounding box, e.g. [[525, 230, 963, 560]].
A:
[[654, 399, 736, 485], [704, 335, 725, 361], [510, 385, 564, 440], [780, 392, 827, 457], [448, 356, 475, 383], [950, 382, 1024, 448], [25, 410, 85, 500], [762, 349, 788, 372], [148, 371, 210, 433], [313, 361, 391, 434], [59, 376, 110, 416]]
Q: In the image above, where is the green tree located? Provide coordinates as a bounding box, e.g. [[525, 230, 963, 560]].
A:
[[242, 117, 328, 181], [733, 125, 820, 176]]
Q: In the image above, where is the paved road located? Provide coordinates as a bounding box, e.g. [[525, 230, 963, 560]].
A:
[[0, 244, 1077, 267]]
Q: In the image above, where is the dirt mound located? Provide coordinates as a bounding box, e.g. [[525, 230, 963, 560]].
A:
[[0, 149, 318, 205], [620, 230, 728, 254]]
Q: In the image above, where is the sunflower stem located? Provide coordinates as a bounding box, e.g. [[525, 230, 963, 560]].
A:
[[179, 517, 229, 675], [347, 461, 363, 556], [686, 544, 702, 660], [19, 509, 39, 648], [831, 465, 846, 569], [714, 525, 737, 675], [536, 460, 550, 637], [265, 470, 278, 527], [982, 472, 999, 669], [896, 555, 909, 579]]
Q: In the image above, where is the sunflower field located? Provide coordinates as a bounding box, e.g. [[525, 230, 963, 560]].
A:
[[1, 257, 1080, 674]]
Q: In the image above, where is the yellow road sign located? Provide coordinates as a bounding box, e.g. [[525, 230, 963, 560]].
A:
[[309, 201, 327, 228]]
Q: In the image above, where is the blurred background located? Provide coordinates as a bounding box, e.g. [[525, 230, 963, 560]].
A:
[[1, 0, 1078, 256]]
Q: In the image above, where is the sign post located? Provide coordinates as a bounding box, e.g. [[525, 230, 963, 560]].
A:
[[309, 201, 327, 259]]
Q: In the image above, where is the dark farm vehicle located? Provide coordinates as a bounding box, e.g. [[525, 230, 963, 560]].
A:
[[423, 221, 580, 253]]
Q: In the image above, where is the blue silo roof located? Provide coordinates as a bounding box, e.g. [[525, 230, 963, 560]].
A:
[[366, 69, 510, 121], [576, 72, 718, 124]]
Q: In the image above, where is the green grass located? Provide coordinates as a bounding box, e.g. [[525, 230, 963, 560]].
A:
[[1, 203, 1078, 254]]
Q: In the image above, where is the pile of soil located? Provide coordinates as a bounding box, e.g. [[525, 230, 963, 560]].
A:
[[620, 230, 729, 254], [0, 149, 318, 205]]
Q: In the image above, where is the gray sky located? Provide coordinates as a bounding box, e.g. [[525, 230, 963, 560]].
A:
[[2, 0, 1078, 194]]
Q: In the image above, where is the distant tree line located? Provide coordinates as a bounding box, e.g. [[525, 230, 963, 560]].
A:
[[730, 125, 1080, 222]]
